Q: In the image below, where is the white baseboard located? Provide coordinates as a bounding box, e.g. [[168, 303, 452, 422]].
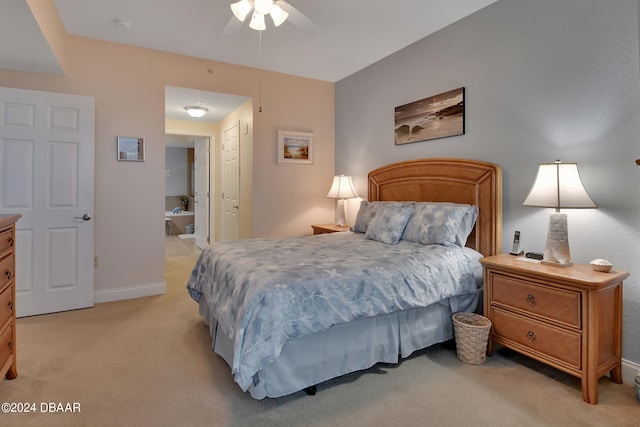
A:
[[94, 282, 166, 304], [622, 358, 640, 385]]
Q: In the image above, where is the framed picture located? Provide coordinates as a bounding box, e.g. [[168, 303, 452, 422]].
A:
[[394, 87, 465, 145], [277, 130, 314, 165], [117, 137, 145, 161]]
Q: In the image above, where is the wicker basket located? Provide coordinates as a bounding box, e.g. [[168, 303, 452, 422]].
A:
[[452, 312, 492, 365]]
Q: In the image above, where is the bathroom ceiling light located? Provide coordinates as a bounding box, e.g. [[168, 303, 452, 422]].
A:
[[184, 106, 208, 118]]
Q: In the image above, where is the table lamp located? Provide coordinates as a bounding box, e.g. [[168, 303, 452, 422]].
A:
[[523, 160, 596, 267], [326, 175, 358, 226]]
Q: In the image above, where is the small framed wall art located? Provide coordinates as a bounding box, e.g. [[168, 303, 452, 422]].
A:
[[394, 87, 465, 145], [117, 137, 145, 161], [277, 130, 314, 165]]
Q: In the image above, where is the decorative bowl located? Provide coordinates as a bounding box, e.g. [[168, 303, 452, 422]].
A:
[[590, 259, 613, 273]]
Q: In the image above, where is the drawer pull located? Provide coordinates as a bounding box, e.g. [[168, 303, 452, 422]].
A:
[[527, 331, 536, 342], [526, 294, 535, 305], [7, 340, 13, 349], [7, 237, 13, 247], [4, 270, 11, 280], [8, 300, 13, 311]]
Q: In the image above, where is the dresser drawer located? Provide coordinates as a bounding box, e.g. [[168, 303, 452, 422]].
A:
[[0, 255, 14, 291], [492, 307, 581, 370], [0, 322, 13, 372], [491, 274, 581, 328], [0, 228, 14, 259], [0, 284, 13, 330]]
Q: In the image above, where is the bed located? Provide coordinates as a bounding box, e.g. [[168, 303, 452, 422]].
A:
[[187, 158, 502, 399]]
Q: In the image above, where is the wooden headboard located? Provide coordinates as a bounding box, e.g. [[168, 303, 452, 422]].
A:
[[368, 158, 502, 257]]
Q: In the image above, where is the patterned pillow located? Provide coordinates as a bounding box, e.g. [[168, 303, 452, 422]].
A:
[[364, 204, 413, 244], [401, 202, 478, 247], [352, 201, 414, 233]]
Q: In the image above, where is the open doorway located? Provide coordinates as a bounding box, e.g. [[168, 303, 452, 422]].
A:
[[165, 135, 208, 253], [164, 86, 252, 254]]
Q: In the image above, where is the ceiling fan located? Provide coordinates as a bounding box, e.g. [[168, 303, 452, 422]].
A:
[[223, 0, 317, 35]]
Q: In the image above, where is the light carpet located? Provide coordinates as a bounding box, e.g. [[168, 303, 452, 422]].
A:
[[0, 253, 638, 426]]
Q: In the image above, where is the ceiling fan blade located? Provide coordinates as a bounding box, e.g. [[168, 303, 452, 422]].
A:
[[222, 15, 244, 35], [278, 1, 318, 36]]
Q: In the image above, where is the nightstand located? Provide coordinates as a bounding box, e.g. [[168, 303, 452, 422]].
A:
[[311, 223, 350, 235], [480, 254, 629, 404]]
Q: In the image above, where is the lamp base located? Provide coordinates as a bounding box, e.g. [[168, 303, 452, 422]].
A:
[[335, 199, 347, 227], [542, 212, 572, 267]]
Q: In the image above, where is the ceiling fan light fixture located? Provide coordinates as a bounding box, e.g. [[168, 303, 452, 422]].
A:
[[230, 0, 252, 21], [270, 4, 288, 27], [230, 0, 289, 31], [254, 0, 274, 15], [249, 12, 266, 31], [184, 106, 208, 118]]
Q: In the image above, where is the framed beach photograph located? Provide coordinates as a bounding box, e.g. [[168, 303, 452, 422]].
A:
[[277, 130, 314, 165], [394, 87, 465, 145], [117, 137, 145, 161]]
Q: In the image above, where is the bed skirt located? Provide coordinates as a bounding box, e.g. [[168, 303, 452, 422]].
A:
[[199, 290, 481, 399]]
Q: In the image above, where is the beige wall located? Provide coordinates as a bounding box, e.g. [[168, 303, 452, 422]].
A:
[[0, 0, 335, 298]]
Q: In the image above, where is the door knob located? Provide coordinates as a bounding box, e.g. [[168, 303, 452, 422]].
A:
[[74, 214, 92, 221]]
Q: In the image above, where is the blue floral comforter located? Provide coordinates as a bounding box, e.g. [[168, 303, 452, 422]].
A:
[[187, 231, 481, 391]]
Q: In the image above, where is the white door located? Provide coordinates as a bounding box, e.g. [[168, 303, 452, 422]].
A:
[[221, 123, 240, 241], [194, 137, 210, 249], [0, 87, 95, 317]]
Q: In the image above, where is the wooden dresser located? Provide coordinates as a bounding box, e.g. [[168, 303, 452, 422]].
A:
[[480, 254, 629, 404], [0, 214, 20, 383]]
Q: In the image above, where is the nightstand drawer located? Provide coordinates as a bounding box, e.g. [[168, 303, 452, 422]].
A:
[[491, 274, 581, 328], [492, 307, 581, 370], [313, 228, 332, 235], [0, 255, 14, 291]]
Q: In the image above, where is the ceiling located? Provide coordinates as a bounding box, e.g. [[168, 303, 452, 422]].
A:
[[164, 86, 249, 123], [1, 0, 498, 123]]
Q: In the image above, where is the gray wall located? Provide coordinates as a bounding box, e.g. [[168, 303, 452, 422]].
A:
[[336, 0, 640, 364], [165, 147, 188, 197]]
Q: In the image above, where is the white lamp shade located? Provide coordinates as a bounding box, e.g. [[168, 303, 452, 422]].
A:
[[249, 12, 266, 31], [327, 175, 358, 199], [254, 0, 274, 15], [184, 106, 208, 118], [270, 4, 289, 27], [523, 161, 596, 210], [230, 0, 252, 21]]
